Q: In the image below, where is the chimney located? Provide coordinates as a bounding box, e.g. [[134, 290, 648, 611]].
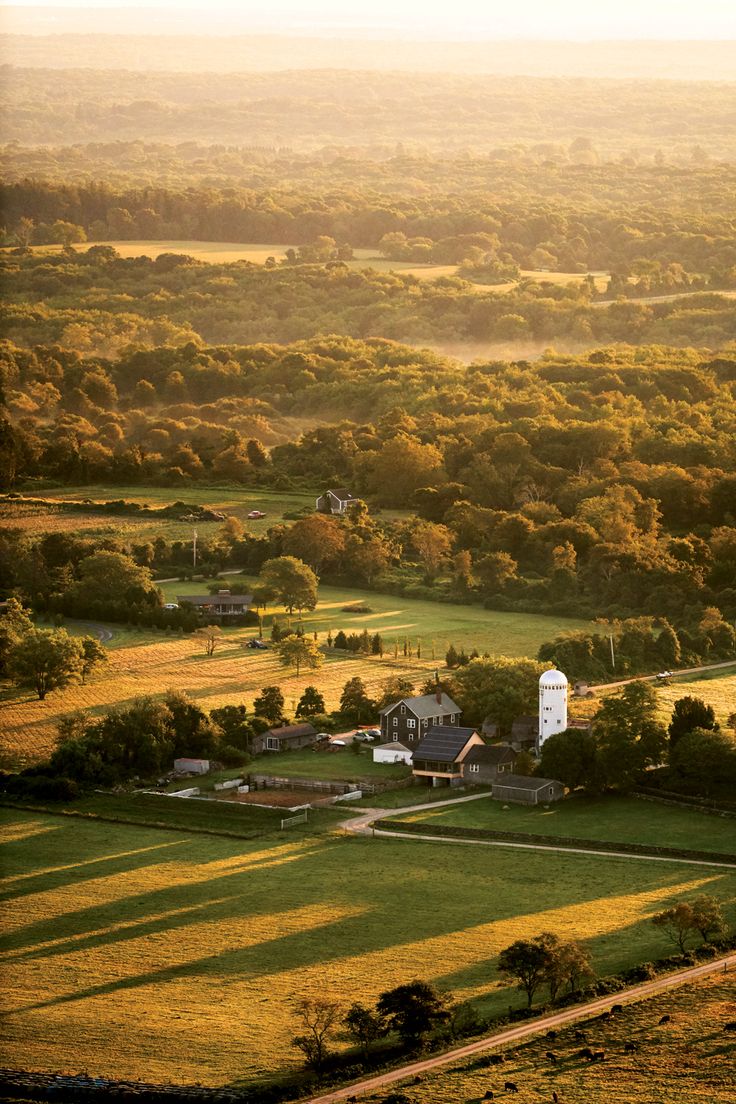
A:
[[435, 688, 442, 705]]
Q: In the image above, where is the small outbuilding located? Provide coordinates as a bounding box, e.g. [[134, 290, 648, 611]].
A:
[[461, 743, 517, 785], [251, 723, 318, 755], [373, 741, 413, 765], [177, 589, 252, 618], [491, 774, 564, 805], [316, 488, 357, 515], [174, 757, 210, 775]]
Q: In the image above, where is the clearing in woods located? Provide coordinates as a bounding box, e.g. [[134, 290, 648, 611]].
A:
[[0, 807, 734, 1087], [28, 240, 610, 289]]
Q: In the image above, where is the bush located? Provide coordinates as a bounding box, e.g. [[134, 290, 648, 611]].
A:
[[217, 744, 250, 767], [341, 603, 373, 613]]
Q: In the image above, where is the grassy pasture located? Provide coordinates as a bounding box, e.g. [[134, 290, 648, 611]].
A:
[[654, 668, 736, 724], [1, 807, 734, 1086], [1, 485, 317, 541], [395, 793, 736, 855], [0, 581, 591, 768], [384, 972, 736, 1104]]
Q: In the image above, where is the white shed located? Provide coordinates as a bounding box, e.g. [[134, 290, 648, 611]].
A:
[[174, 757, 210, 775], [373, 741, 413, 765]]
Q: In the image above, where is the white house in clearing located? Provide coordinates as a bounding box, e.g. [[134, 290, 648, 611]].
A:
[[537, 667, 568, 750]]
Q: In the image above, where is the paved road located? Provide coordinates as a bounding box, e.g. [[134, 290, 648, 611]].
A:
[[339, 795, 736, 870], [304, 953, 736, 1104], [590, 657, 736, 693]]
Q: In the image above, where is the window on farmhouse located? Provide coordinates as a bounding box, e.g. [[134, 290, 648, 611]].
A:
[[266, 737, 279, 750]]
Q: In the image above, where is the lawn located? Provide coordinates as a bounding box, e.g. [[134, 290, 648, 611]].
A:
[[1, 807, 734, 1086], [394, 793, 736, 855], [248, 746, 411, 782], [384, 972, 736, 1104]]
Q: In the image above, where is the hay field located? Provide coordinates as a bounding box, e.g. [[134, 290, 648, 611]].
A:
[[384, 972, 736, 1104], [28, 241, 607, 288], [655, 669, 736, 725], [1, 807, 734, 1086], [395, 793, 736, 854], [0, 485, 317, 541]]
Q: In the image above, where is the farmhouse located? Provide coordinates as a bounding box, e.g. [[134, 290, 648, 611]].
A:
[[315, 488, 356, 515], [251, 722, 318, 755], [460, 743, 517, 784], [177, 589, 252, 618], [380, 690, 461, 747], [373, 741, 413, 765], [411, 725, 484, 786], [492, 774, 565, 805]]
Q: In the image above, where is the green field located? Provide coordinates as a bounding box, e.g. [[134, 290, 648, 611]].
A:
[[1, 485, 318, 542], [1, 807, 734, 1086], [162, 575, 593, 656], [3, 792, 341, 838], [383, 972, 736, 1104], [395, 794, 736, 855]]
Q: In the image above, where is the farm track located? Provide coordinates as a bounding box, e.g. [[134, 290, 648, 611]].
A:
[[339, 796, 736, 869], [590, 658, 736, 692], [304, 952, 736, 1104]]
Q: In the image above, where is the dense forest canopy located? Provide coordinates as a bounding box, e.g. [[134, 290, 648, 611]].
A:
[[2, 68, 736, 156], [2, 33, 735, 80]]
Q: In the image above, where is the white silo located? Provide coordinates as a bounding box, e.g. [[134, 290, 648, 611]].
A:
[[538, 667, 568, 749]]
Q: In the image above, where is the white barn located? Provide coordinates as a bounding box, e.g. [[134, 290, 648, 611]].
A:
[[373, 741, 413, 765]]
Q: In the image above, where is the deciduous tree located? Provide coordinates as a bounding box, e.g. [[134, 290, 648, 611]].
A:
[[8, 628, 84, 700]]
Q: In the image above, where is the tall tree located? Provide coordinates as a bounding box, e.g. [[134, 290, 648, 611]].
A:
[[451, 657, 545, 734], [668, 696, 718, 748], [376, 980, 451, 1046], [594, 681, 667, 790], [8, 628, 84, 700], [253, 685, 285, 725], [258, 556, 318, 615], [275, 635, 323, 678]]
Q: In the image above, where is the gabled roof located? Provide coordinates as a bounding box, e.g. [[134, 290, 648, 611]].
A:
[[493, 773, 561, 791], [374, 741, 411, 752], [379, 692, 460, 718], [178, 593, 252, 606], [413, 725, 478, 763], [325, 488, 354, 501], [464, 743, 516, 767], [264, 723, 317, 740]]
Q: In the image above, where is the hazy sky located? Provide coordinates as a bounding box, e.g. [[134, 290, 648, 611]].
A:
[[5, 0, 736, 40]]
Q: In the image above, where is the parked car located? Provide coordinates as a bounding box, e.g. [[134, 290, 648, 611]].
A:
[[247, 510, 266, 519], [364, 728, 381, 738], [656, 670, 673, 681], [163, 602, 179, 610], [330, 739, 347, 747], [244, 639, 269, 649], [353, 731, 376, 743]]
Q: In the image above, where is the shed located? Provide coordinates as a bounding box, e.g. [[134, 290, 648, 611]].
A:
[[491, 774, 564, 805], [461, 743, 516, 784], [373, 741, 413, 765], [174, 757, 210, 775]]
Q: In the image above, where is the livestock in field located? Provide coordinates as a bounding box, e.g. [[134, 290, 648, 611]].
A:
[[545, 1051, 558, 1063], [504, 1082, 519, 1093], [658, 1015, 671, 1025], [624, 1041, 638, 1053]]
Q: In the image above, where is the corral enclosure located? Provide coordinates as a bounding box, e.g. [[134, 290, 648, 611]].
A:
[[1, 807, 734, 1086]]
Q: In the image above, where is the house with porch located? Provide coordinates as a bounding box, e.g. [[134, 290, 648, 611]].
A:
[[379, 690, 461, 748], [411, 725, 484, 787], [178, 589, 252, 619]]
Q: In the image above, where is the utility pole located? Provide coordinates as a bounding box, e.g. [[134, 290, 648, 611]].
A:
[[609, 632, 616, 670], [192, 528, 198, 569]]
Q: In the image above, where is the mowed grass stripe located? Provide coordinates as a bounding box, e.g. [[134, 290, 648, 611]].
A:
[[1, 809, 734, 1085]]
